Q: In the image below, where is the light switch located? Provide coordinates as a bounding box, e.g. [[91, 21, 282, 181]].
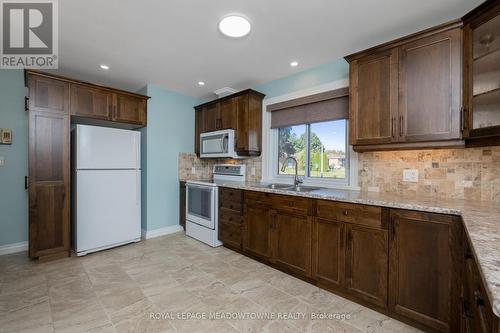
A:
[[0, 156, 5, 167], [403, 169, 418, 182], [251, 167, 256, 176], [191, 167, 196, 174]]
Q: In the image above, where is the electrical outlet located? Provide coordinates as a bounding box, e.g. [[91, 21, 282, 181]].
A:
[[251, 167, 256, 176], [403, 169, 418, 182], [191, 166, 196, 174], [0, 156, 4, 167]]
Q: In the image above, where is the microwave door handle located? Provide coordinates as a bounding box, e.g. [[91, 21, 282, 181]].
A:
[[222, 135, 228, 153]]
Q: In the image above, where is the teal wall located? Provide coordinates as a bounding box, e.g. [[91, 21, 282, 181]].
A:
[[0, 70, 28, 246], [255, 59, 349, 98], [141, 85, 200, 232]]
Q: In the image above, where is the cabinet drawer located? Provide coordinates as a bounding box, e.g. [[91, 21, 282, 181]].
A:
[[244, 190, 270, 206], [316, 200, 384, 229], [218, 220, 242, 249], [270, 194, 309, 215], [220, 199, 242, 212], [219, 187, 242, 204], [219, 208, 242, 224]]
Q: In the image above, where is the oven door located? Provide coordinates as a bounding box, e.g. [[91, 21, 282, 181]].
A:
[[186, 183, 216, 229]]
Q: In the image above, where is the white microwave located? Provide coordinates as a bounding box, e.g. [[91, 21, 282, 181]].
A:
[[200, 129, 242, 159]]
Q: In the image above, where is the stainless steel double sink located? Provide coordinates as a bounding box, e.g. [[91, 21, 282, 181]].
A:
[[254, 183, 323, 192]]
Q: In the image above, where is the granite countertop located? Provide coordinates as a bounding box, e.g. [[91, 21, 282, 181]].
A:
[[215, 181, 500, 317]]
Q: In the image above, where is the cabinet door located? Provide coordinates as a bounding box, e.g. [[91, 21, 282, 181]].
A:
[[28, 111, 70, 260], [312, 218, 345, 291], [243, 204, 271, 259], [28, 75, 70, 114], [398, 28, 462, 142], [389, 210, 462, 332], [219, 98, 237, 130], [202, 103, 218, 132], [114, 94, 147, 126], [350, 49, 398, 145], [194, 109, 202, 156], [70, 84, 112, 120], [345, 224, 388, 308], [270, 212, 312, 277], [235, 94, 262, 155]]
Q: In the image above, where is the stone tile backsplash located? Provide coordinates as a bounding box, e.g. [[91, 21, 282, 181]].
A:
[[178, 153, 262, 183], [179, 146, 500, 203], [357, 147, 500, 202]]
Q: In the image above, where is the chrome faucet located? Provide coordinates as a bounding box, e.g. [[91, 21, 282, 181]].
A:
[[280, 156, 303, 187]]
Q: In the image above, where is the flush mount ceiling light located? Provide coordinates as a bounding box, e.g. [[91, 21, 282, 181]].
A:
[[100, 64, 109, 70], [290, 61, 299, 67], [218, 15, 251, 38], [198, 81, 205, 86]]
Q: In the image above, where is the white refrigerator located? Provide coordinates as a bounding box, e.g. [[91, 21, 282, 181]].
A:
[[73, 125, 141, 256]]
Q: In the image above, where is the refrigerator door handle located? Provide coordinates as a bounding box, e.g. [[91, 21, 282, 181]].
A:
[[134, 134, 140, 205]]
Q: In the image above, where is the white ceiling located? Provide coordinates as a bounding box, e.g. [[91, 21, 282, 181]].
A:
[[53, 0, 484, 98]]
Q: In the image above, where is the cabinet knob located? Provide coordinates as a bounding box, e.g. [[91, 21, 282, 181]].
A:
[[343, 210, 348, 216]]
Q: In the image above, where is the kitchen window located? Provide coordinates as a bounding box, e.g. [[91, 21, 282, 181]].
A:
[[277, 120, 348, 180], [264, 85, 354, 188]]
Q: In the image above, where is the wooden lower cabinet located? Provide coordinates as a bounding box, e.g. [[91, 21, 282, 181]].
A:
[[312, 218, 345, 291], [270, 211, 312, 277], [345, 224, 388, 308], [462, 235, 499, 333], [216, 189, 499, 333], [179, 181, 186, 230], [389, 209, 462, 332], [243, 203, 272, 259]]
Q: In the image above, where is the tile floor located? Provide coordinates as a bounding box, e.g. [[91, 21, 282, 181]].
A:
[[0, 232, 421, 333]]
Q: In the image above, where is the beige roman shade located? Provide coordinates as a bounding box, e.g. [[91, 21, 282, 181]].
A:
[[267, 87, 349, 128]]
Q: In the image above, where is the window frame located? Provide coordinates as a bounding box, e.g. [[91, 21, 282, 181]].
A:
[[261, 80, 359, 190], [275, 120, 350, 186]]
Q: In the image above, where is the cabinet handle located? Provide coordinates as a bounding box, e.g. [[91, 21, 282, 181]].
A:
[[343, 210, 348, 216], [24, 97, 29, 112], [24, 176, 29, 189], [399, 116, 404, 137], [391, 117, 395, 138]]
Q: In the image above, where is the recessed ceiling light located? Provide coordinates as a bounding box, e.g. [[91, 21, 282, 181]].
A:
[[290, 61, 299, 67], [198, 81, 205, 86], [100, 64, 109, 70], [218, 15, 251, 38]]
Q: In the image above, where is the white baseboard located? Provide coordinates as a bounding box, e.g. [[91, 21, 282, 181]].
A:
[[0, 241, 28, 256], [141, 225, 184, 240]]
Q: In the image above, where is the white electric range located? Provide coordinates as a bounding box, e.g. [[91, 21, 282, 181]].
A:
[[185, 164, 246, 247]]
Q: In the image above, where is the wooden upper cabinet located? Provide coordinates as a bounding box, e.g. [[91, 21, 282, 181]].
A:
[[398, 28, 462, 142], [270, 211, 312, 278], [346, 21, 464, 151], [349, 49, 398, 145], [202, 103, 219, 132], [194, 89, 265, 156], [194, 109, 202, 155], [114, 93, 147, 126], [388, 209, 462, 332], [70, 84, 112, 120], [219, 98, 237, 130], [462, 1, 500, 143], [28, 74, 70, 114], [345, 224, 388, 308]]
